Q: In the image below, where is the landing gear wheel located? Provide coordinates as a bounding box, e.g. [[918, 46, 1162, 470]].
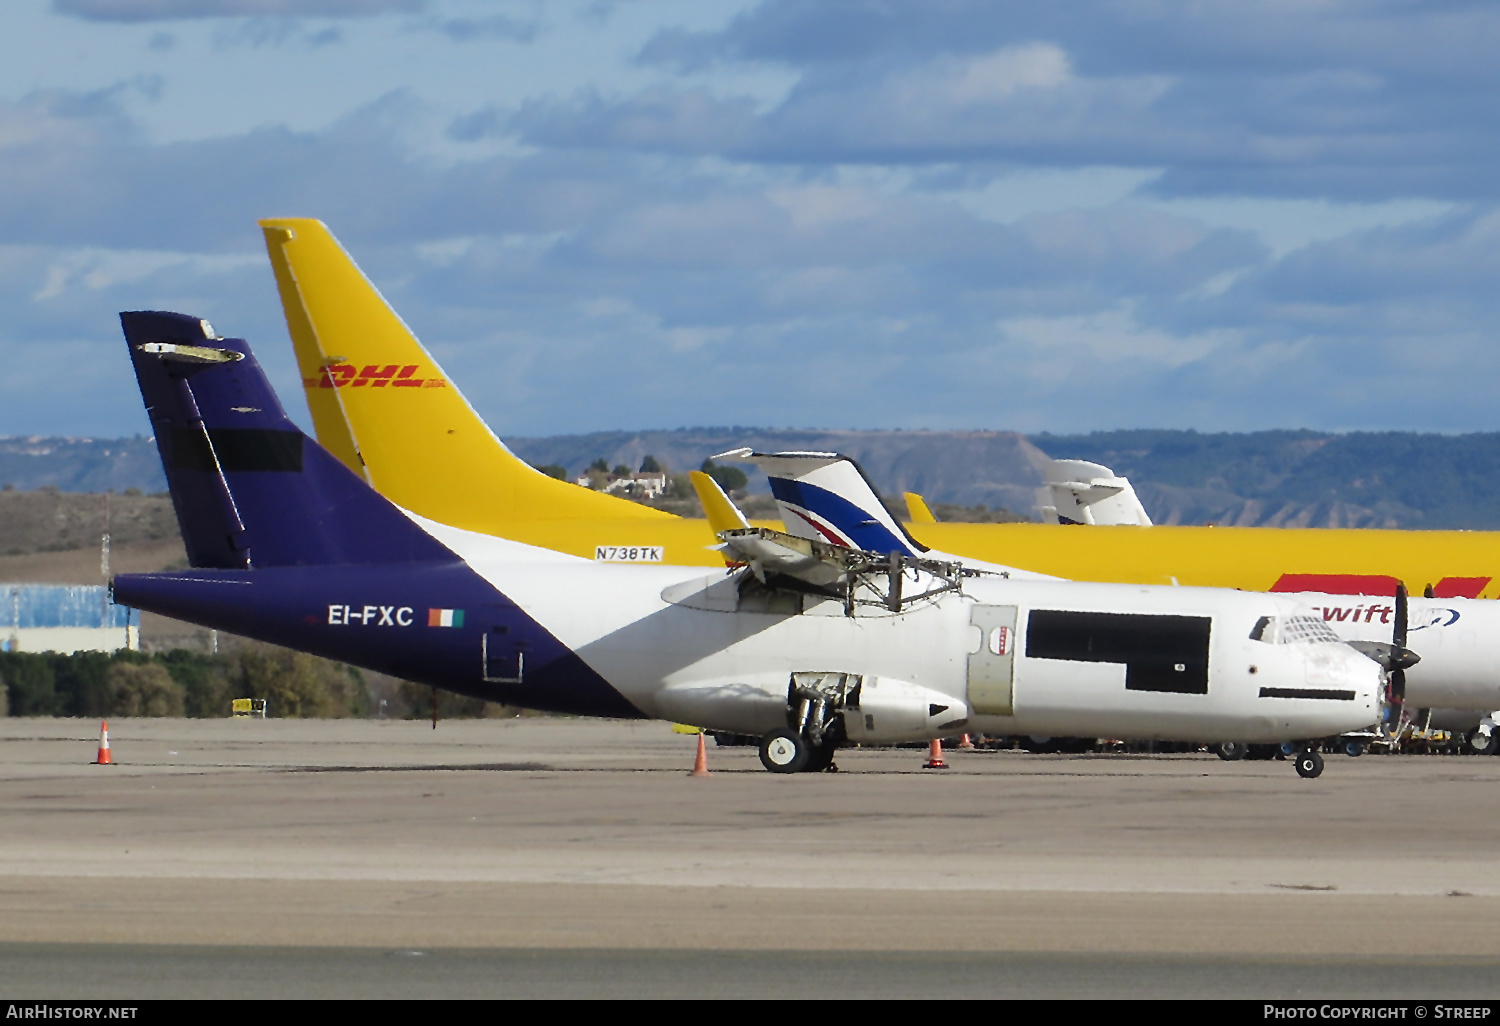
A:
[[1294, 748, 1325, 779], [1215, 742, 1247, 762], [803, 741, 838, 773], [1469, 731, 1499, 756], [1343, 740, 1365, 758], [759, 729, 809, 774]]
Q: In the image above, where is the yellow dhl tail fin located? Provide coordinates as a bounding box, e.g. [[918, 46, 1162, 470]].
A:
[[904, 492, 938, 523], [690, 471, 750, 567], [690, 470, 752, 534], [258, 218, 670, 531]]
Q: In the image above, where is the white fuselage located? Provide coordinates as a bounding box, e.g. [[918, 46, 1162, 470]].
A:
[[423, 518, 1383, 744]]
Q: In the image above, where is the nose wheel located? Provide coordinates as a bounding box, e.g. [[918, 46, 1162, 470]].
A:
[[759, 729, 841, 773], [1294, 747, 1324, 779]]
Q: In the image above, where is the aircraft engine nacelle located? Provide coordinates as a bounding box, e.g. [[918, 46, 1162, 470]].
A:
[[843, 676, 969, 744]]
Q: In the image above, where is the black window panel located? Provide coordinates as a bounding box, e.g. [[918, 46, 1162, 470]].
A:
[[1026, 610, 1211, 694], [170, 428, 303, 473], [1259, 687, 1355, 701], [168, 427, 217, 472]]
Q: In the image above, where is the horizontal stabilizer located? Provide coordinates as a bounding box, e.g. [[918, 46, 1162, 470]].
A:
[[1043, 459, 1153, 527], [716, 526, 976, 613]]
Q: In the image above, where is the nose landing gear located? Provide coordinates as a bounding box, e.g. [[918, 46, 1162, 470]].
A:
[[1294, 746, 1325, 779], [758, 728, 840, 773], [759, 729, 809, 773]]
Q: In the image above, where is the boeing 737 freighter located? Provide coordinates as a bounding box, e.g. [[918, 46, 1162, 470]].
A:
[[256, 218, 1500, 599], [109, 312, 1381, 777]]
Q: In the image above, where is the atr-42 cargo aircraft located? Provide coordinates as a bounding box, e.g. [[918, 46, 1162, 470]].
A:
[[715, 451, 1500, 740], [257, 218, 1500, 599], [109, 312, 1381, 777]]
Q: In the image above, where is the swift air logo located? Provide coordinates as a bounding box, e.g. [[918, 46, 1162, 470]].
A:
[[428, 608, 465, 628], [595, 546, 664, 562], [328, 604, 414, 626], [1313, 604, 1460, 629], [303, 364, 449, 390]]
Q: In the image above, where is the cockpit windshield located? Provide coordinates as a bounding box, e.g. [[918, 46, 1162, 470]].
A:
[[1250, 614, 1342, 645]]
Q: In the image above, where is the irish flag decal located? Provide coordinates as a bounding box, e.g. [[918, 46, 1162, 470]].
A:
[[428, 608, 465, 628]]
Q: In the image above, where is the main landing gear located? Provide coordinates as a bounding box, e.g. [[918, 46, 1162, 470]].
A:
[[758, 728, 840, 774]]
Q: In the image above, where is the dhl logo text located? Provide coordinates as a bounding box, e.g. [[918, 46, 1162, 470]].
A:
[[304, 364, 449, 390]]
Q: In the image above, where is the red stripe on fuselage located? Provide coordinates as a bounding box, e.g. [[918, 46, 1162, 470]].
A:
[[1270, 573, 1491, 598], [1270, 574, 1401, 596], [1431, 577, 1491, 598]]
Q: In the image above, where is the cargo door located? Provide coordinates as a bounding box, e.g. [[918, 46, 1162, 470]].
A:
[[482, 625, 526, 683], [967, 605, 1018, 716]]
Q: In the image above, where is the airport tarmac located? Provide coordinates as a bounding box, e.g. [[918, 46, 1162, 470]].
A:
[[2, 717, 1499, 998]]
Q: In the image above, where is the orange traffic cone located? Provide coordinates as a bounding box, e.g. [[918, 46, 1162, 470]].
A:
[[690, 732, 711, 777], [923, 737, 948, 769], [93, 721, 113, 765], [958, 733, 975, 750]]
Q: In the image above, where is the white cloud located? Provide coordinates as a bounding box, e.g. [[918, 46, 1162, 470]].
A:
[[942, 43, 1073, 104], [29, 246, 259, 300], [53, 0, 421, 21], [5, 1, 1500, 440], [1001, 305, 1231, 375]]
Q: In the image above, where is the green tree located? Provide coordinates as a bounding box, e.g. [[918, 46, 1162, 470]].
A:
[[234, 646, 365, 718], [700, 459, 748, 493], [51, 651, 113, 717], [531, 463, 567, 480], [589, 457, 609, 473], [0, 653, 57, 715], [107, 662, 186, 717], [639, 455, 662, 473], [157, 650, 234, 717], [666, 473, 694, 501]]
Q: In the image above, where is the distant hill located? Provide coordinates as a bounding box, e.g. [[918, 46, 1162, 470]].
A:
[[0, 437, 164, 494], [6, 428, 1500, 529], [504, 428, 1050, 518], [1031, 430, 1500, 530]]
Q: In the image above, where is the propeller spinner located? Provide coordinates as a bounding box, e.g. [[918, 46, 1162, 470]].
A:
[[1345, 582, 1419, 723]]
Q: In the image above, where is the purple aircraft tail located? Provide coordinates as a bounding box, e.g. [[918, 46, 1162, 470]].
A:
[[121, 311, 453, 569]]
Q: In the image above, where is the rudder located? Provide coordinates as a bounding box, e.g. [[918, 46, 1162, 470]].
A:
[[121, 311, 453, 569], [258, 218, 671, 533]]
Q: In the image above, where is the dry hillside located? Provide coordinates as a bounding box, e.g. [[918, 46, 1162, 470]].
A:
[[0, 489, 197, 650]]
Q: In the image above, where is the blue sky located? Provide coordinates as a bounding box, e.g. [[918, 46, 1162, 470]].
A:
[[2, 0, 1497, 439]]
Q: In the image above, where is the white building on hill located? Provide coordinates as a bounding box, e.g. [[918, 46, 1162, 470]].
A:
[[603, 472, 668, 499], [1, 584, 139, 654]]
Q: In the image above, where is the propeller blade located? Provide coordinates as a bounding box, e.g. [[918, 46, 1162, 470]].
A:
[[1391, 582, 1409, 708]]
